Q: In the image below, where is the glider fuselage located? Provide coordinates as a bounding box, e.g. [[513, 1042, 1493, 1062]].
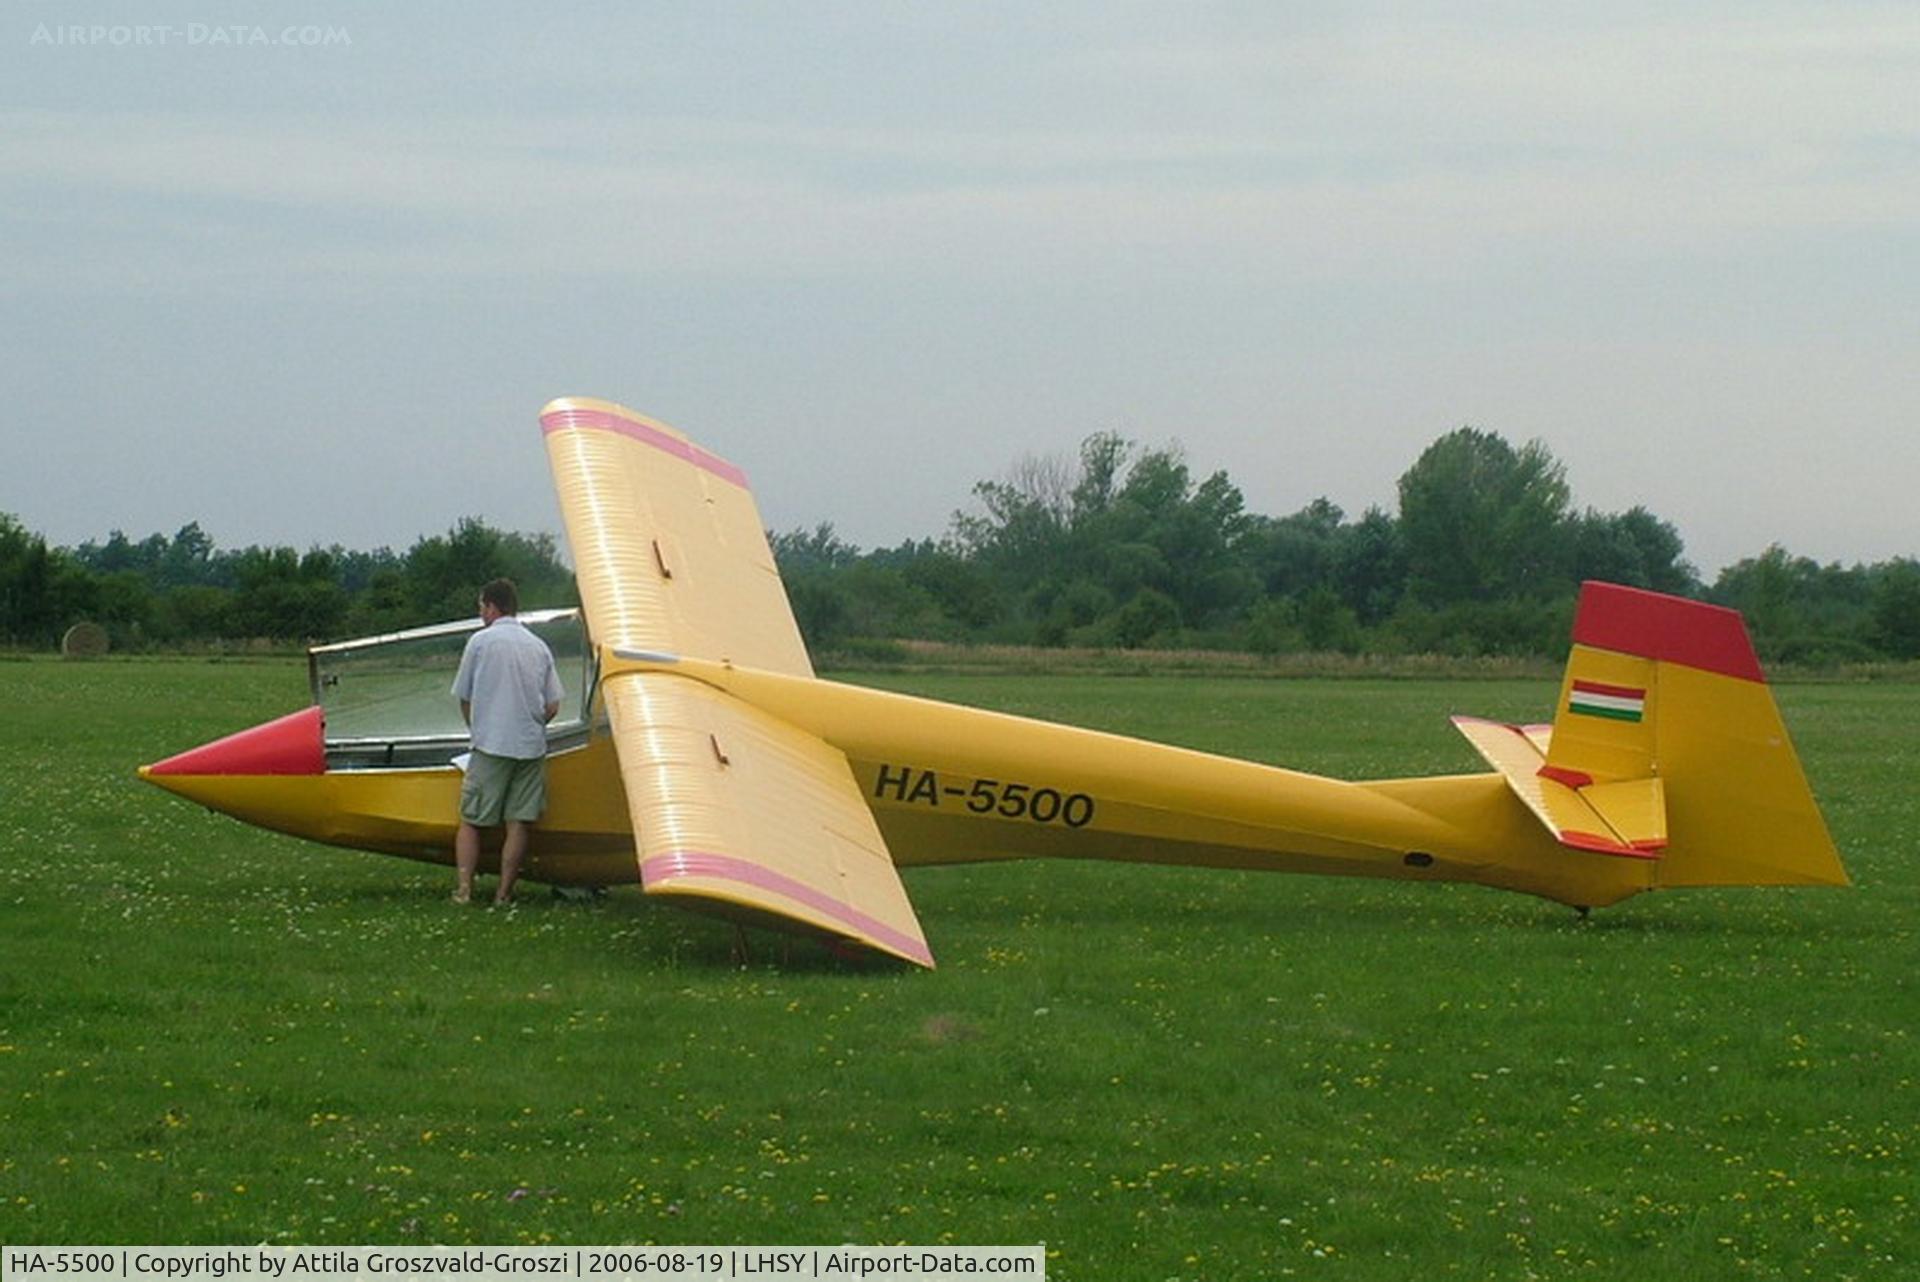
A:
[[141, 648, 1645, 911]]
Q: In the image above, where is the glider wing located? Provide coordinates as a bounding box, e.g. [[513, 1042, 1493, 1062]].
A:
[[602, 668, 933, 967], [543, 397, 932, 966], [543, 396, 813, 676]]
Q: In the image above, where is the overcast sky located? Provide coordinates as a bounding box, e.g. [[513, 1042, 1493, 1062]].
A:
[[4, 1, 1916, 577]]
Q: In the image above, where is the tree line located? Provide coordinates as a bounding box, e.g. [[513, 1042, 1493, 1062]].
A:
[[4, 426, 1917, 662], [773, 427, 1919, 664], [0, 515, 574, 650]]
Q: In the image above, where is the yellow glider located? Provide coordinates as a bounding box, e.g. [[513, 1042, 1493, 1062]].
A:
[[139, 397, 1848, 968]]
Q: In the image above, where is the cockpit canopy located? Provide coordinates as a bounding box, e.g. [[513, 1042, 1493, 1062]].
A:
[[308, 608, 594, 769]]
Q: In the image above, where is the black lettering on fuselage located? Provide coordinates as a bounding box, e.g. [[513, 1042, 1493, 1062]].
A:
[[874, 762, 914, 801]]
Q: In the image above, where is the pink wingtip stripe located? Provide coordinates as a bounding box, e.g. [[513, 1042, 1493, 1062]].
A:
[[641, 849, 934, 967], [541, 407, 750, 490]]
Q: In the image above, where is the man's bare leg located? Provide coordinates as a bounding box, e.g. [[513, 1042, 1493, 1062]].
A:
[[496, 821, 530, 904], [454, 822, 481, 903]]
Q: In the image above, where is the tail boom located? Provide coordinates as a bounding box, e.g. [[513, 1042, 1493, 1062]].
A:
[[600, 651, 1644, 905]]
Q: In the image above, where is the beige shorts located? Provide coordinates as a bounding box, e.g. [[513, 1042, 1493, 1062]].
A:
[[459, 750, 547, 826]]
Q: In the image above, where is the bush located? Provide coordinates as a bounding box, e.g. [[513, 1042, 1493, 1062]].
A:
[[1112, 589, 1181, 649]]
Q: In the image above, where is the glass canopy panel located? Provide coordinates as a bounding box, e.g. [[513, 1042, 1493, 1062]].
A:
[[310, 609, 589, 746]]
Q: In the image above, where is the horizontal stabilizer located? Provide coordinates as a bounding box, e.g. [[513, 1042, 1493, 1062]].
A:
[[1452, 716, 1667, 858]]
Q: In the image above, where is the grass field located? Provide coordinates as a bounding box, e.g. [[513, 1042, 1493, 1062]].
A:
[[1, 657, 1914, 1279]]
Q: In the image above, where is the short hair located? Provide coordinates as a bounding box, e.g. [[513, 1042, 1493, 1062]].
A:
[[479, 578, 519, 615]]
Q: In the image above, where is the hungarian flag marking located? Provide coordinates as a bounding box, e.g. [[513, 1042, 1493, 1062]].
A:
[[1569, 680, 1646, 723]]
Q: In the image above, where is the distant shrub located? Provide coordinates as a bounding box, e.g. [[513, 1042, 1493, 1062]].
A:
[[829, 637, 914, 665]]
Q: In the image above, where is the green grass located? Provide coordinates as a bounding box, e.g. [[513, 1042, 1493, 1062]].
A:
[[2, 658, 1914, 1279]]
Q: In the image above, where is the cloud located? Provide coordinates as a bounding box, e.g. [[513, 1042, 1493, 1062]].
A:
[[0, 117, 1897, 309], [6, 2, 1919, 297]]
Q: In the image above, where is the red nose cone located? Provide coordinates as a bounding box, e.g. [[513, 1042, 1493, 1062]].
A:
[[145, 706, 326, 776]]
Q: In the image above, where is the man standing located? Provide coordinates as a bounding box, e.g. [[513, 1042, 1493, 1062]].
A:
[[450, 578, 564, 904]]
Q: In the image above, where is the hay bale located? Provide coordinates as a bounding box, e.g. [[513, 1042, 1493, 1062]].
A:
[[61, 621, 109, 659]]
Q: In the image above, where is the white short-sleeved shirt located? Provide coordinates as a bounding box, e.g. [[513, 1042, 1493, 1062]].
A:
[[451, 617, 565, 760]]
